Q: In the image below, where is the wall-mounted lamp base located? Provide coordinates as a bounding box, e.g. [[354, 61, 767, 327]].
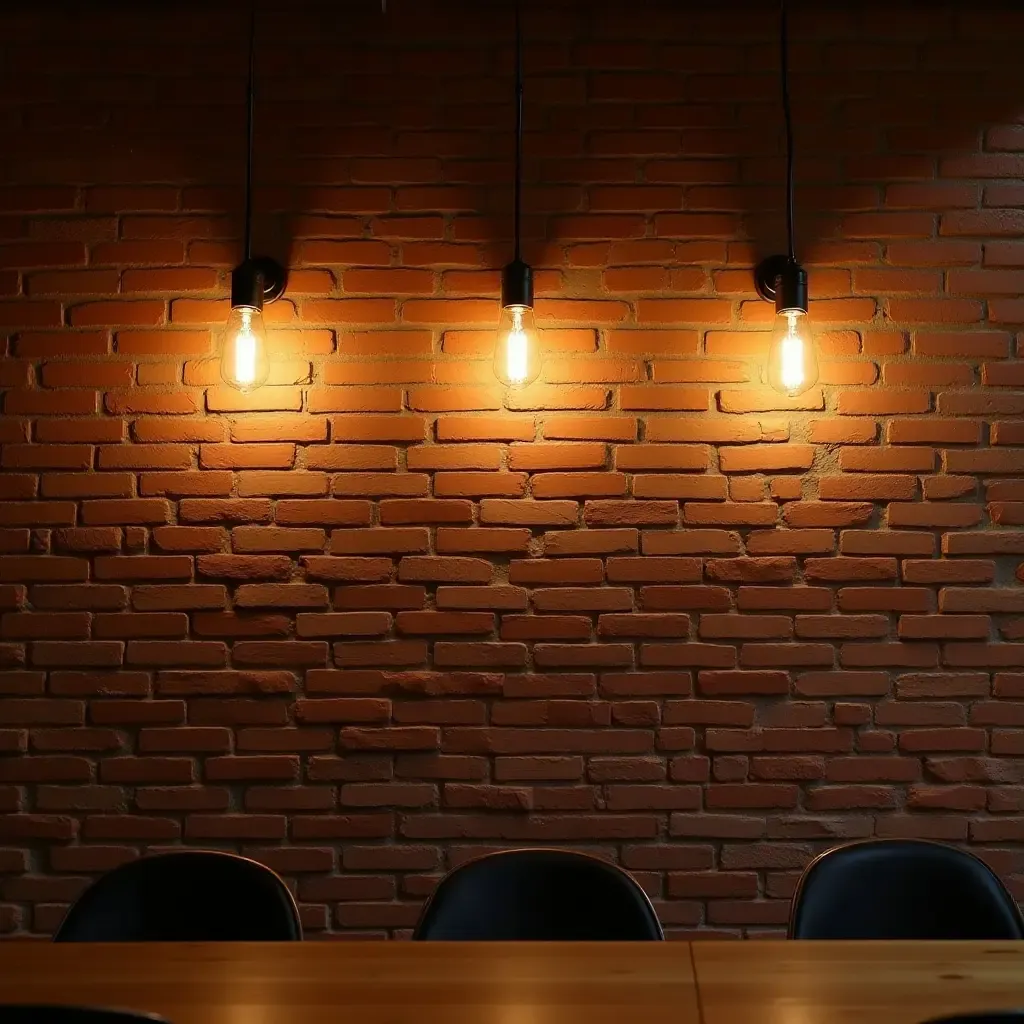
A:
[[754, 254, 791, 303], [231, 257, 287, 309], [755, 254, 807, 313], [252, 256, 287, 303]]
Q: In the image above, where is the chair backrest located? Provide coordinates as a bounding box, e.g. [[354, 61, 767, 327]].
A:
[[54, 851, 301, 942], [921, 1015, 1024, 1024], [790, 839, 1024, 940], [0, 1009, 169, 1024], [413, 848, 664, 940]]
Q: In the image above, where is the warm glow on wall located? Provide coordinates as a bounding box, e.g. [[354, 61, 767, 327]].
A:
[[755, 0, 818, 396], [222, 6, 285, 393], [493, 0, 542, 389]]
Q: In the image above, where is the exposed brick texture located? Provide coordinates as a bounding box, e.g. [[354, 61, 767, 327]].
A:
[[2, 0, 1024, 938]]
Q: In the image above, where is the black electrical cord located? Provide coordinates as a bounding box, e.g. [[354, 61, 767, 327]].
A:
[[513, 0, 523, 263], [243, 3, 256, 264], [780, 0, 795, 263]]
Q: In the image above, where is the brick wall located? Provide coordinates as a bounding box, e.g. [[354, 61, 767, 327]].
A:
[[2, 0, 1024, 937]]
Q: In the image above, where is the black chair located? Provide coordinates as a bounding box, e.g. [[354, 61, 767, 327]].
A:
[[922, 1015, 1024, 1024], [54, 851, 301, 941], [790, 839, 1024, 939], [413, 848, 664, 940], [0, 1009, 169, 1024]]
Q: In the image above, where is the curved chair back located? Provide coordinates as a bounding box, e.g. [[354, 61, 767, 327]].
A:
[[921, 1015, 1024, 1024], [413, 848, 663, 940], [0, 1009, 169, 1024], [790, 839, 1024, 939], [55, 851, 301, 941]]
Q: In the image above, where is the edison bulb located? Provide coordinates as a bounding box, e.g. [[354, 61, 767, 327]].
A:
[[493, 304, 541, 388], [221, 306, 270, 392], [767, 308, 818, 397]]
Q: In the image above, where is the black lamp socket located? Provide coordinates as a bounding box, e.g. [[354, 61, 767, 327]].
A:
[[754, 255, 808, 314], [501, 258, 534, 309]]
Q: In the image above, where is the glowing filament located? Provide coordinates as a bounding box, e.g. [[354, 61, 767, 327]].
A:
[[780, 311, 804, 392], [506, 307, 529, 385], [493, 303, 539, 387], [766, 306, 817, 397], [234, 309, 257, 387], [221, 305, 270, 392]]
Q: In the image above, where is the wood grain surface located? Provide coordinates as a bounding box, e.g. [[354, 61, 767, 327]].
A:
[[3, 941, 1024, 1024], [693, 942, 1024, 1024], [0, 941, 699, 1024]]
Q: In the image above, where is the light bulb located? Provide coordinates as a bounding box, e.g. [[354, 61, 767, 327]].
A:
[[767, 308, 818, 397], [220, 305, 270, 392], [493, 304, 541, 388]]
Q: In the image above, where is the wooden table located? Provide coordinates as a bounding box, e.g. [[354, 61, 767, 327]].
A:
[[693, 942, 1024, 1024], [0, 942, 699, 1024], [2, 941, 1023, 1024]]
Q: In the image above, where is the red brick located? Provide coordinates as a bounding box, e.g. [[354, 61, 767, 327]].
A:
[[737, 587, 831, 612], [888, 504, 983, 528], [923, 476, 976, 501], [684, 504, 777, 527], [886, 420, 981, 445], [840, 448, 936, 474], [510, 559, 604, 585], [747, 530, 834, 556], [620, 385, 712, 412], [719, 445, 814, 474], [719, 389, 824, 415], [837, 391, 930, 416], [819, 476, 917, 501], [307, 388, 402, 414], [6, 391, 99, 416], [544, 531, 636, 559]]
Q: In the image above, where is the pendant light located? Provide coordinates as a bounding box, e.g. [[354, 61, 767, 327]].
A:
[[493, 0, 541, 389], [754, 0, 818, 398], [221, 4, 286, 393]]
